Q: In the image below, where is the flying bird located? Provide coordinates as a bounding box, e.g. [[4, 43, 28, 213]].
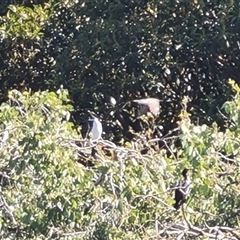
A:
[[173, 168, 192, 210], [132, 98, 160, 117], [88, 115, 103, 141]]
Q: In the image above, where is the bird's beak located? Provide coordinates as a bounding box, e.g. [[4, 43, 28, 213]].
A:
[[87, 110, 94, 116]]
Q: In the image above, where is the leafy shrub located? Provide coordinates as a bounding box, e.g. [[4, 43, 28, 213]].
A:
[[0, 85, 239, 239]]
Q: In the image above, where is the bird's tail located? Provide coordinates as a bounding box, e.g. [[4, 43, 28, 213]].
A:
[[173, 202, 181, 210]]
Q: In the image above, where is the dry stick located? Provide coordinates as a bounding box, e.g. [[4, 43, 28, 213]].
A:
[[212, 151, 237, 163], [180, 205, 218, 239], [217, 106, 236, 127], [0, 193, 17, 225], [181, 204, 192, 229]]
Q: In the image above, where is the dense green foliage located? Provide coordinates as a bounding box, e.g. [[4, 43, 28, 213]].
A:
[[0, 85, 240, 239], [0, 86, 240, 239], [1, 0, 240, 239]]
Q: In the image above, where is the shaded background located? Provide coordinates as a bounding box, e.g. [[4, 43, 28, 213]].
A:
[[0, 0, 239, 140]]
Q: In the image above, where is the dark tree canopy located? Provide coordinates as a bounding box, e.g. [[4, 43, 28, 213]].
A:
[[0, 0, 239, 137]]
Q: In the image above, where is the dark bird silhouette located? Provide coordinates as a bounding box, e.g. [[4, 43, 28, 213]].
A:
[[173, 168, 191, 210]]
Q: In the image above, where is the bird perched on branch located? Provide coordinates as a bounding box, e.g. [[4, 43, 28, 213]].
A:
[[132, 98, 160, 117], [173, 168, 192, 210], [88, 113, 102, 141]]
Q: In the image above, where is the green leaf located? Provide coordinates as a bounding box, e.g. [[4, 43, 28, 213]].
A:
[[98, 166, 109, 174], [118, 200, 124, 213]]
